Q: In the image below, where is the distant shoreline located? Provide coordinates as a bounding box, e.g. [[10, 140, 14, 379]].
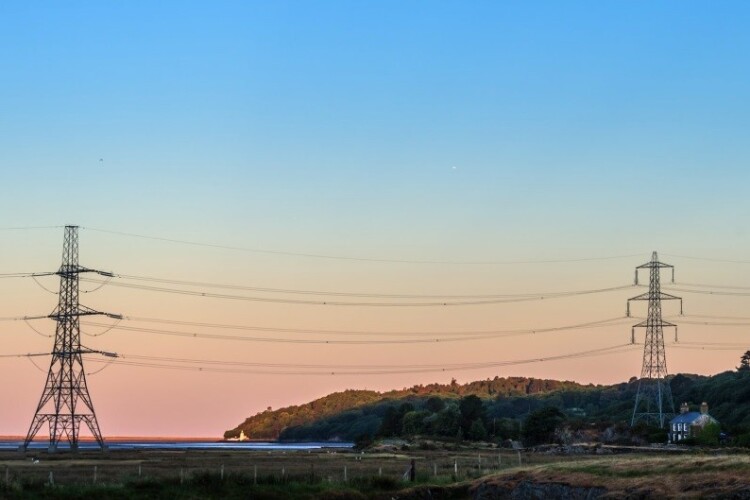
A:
[[0, 435, 222, 443]]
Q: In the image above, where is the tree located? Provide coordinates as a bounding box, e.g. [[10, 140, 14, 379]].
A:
[[425, 396, 445, 413], [378, 406, 402, 437], [402, 410, 430, 435], [468, 418, 488, 441], [459, 395, 486, 433], [696, 422, 721, 446], [431, 404, 461, 437], [494, 418, 521, 440], [522, 407, 566, 446], [738, 351, 750, 372]]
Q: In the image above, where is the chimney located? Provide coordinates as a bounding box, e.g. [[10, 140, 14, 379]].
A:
[[680, 402, 689, 414], [700, 402, 708, 415]]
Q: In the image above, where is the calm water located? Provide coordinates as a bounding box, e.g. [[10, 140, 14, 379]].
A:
[[0, 440, 354, 451]]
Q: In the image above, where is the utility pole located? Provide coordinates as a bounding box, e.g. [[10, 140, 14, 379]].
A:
[[627, 251, 682, 428], [22, 226, 120, 452]]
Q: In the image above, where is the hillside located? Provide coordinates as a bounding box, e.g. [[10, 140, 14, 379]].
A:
[[224, 376, 593, 440], [223, 389, 383, 440], [225, 369, 750, 444]]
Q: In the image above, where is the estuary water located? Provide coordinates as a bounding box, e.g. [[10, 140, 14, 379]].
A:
[[0, 440, 354, 451]]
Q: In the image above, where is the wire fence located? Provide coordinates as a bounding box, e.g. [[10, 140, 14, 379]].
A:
[[0, 449, 572, 488]]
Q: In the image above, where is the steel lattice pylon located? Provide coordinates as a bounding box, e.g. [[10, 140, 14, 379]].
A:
[[627, 251, 683, 428], [23, 226, 120, 452]]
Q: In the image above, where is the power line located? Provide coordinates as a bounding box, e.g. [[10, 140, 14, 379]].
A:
[[676, 319, 750, 327], [0, 314, 50, 322], [112, 273, 633, 300], [0, 315, 34, 321], [1, 266, 642, 301], [81, 316, 629, 345], [663, 253, 750, 265], [81, 318, 122, 337], [671, 344, 748, 351], [23, 318, 53, 338], [80, 277, 636, 307], [115, 314, 628, 338], [675, 341, 748, 347], [82, 227, 643, 265], [79, 343, 638, 376], [682, 313, 750, 321], [676, 282, 750, 291], [0, 352, 50, 358], [0, 273, 39, 279], [31, 275, 59, 294], [0, 226, 63, 231], [665, 287, 750, 297]]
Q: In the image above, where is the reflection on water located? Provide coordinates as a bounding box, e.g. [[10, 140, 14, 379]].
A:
[[0, 440, 354, 451]]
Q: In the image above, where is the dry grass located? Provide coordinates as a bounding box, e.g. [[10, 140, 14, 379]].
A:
[[474, 453, 750, 498], [0, 447, 533, 487], [2, 447, 749, 498]]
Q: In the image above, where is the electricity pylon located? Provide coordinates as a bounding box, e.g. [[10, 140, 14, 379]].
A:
[[627, 251, 682, 428], [23, 226, 120, 452]]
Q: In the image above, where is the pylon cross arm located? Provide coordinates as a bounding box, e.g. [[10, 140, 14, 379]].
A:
[[659, 292, 681, 301]]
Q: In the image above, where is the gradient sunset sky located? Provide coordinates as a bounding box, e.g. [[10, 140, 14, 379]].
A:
[[1, 1, 750, 438]]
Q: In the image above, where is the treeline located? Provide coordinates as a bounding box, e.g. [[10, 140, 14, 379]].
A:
[[226, 369, 750, 446], [224, 376, 591, 440], [278, 386, 620, 443], [223, 389, 382, 440]]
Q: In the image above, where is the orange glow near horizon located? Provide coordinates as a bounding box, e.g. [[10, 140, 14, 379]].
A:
[[1, 230, 748, 438]]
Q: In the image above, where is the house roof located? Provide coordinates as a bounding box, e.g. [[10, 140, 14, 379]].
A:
[[671, 412, 716, 424]]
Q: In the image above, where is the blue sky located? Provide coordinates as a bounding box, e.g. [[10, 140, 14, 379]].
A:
[[2, 1, 749, 261], [2, 1, 750, 436]]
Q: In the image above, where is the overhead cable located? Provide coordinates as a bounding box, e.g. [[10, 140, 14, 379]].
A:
[[82, 227, 642, 265], [113, 273, 634, 300], [119, 314, 628, 338], [80, 278, 635, 307], [663, 253, 750, 265], [81, 343, 638, 376], [82, 316, 629, 345]]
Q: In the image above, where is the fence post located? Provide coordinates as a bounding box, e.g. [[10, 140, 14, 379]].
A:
[[180, 468, 184, 485], [454, 458, 458, 479], [5, 466, 8, 484], [254, 465, 257, 485], [138, 464, 142, 478], [378, 467, 382, 477], [94, 465, 97, 485], [344, 465, 347, 483], [48, 471, 54, 486], [221, 464, 224, 481], [433, 463, 437, 477], [517, 450, 522, 466]]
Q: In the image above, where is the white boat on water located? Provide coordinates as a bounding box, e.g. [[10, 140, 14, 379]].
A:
[[225, 430, 249, 442]]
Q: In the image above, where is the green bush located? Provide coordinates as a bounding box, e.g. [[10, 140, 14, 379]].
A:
[[696, 422, 721, 446]]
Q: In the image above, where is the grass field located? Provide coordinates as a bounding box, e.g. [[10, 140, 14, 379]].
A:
[[1, 446, 750, 498]]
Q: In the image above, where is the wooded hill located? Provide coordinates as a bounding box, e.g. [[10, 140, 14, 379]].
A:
[[224, 369, 750, 445], [223, 376, 588, 440]]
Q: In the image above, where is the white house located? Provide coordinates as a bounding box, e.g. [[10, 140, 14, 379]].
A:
[[669, 402, 718, 443]]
